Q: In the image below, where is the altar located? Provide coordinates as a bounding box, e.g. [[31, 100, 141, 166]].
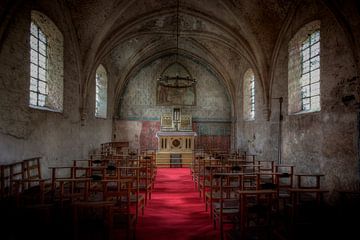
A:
[[156, 131, 196, 167], [155, 109, 196, 167]]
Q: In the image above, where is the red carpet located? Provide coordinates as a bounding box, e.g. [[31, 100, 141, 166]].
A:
[[136, 168, 216, 240]]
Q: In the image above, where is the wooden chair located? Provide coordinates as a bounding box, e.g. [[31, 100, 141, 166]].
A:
[[101, 141, 130, 157], [286, 172, 329, 238], [0, 161, 23, 202], [204, 166, 224, 215], [49, 166, 91, 206], [274, 164, 294, 209], [72, 177, 136, 240], [237, 189, 277, 240], [117, 166, 145, 223], [138, 156, 153, 204], [14, 157, 51, 206], [192, 155, 203, 191], [109, 178, 137, 240], [212, 173, 243, 240], [2, 158, 54, 240], [257, 160, 275, 185]]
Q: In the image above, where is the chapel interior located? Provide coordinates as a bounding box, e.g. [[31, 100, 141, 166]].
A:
[[0, 0, 360, 240]]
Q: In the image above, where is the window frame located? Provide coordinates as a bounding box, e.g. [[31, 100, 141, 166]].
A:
[[29, 21, 49, 109], [29, 11, 64, 113], [95, 65, 108, 119], [243, 69, 255, 121], [299, 30, 320, 112], [288, 20, 321, 115], [249, 73, 255, 120]]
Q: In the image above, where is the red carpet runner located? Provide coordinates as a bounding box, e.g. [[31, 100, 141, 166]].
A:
[[136, 168, 216, 240]]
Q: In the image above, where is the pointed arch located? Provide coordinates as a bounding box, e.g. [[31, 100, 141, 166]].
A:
[[288, 20, 320, 114], [30, 10, 63, 112]]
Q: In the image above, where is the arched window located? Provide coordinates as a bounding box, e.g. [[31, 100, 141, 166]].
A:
[[95, 65, 108, 118], [288, 21, 320, 114], [243, 69, 255, 121], [29, 11, 63, 111]]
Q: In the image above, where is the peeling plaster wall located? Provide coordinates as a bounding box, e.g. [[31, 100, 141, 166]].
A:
[[115, 54, 232, 150], [0, 3, 112, 178], [118, 55, 231, 120], [239, 1, 359, 199], [237, 75, 275, 161], [1, 0, 359, 196]]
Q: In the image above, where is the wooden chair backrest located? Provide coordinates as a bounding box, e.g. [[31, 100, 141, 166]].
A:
[[0, 161, 22, 199]]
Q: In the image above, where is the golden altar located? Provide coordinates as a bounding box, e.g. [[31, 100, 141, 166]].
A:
[[155, 131, 196, 167], [155, 111, 196, 167]]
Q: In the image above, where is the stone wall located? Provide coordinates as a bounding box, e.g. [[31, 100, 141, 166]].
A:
[[0, 2, 113, 178], [238, 0, 359, 200], [0, 0, 358, 195]]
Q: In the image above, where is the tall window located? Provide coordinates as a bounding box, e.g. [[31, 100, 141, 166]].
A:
[[29, 11, 63, 112], [243, 69, 255, 121], [30, 22, 48, 107], [95, 65, 108, 118], [300, 30, 320, 111], [288, 21, 320, 114], [249, 74, 255, 119]]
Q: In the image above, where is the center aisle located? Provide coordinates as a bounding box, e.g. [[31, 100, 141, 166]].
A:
[[136, 168, 216, 240]]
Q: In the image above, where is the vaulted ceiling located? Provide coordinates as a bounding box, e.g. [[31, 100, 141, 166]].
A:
[[1, 0, 357, 116], [62, 0, 296, 112]]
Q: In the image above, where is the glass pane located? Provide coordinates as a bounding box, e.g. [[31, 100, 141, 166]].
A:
[[302, 39, 309, 50], [30, 84, 37, 92], [311, 95, 320, 110], [250, 111, 255, 119], [97, 94, 103, 102], [310, 56, 320, 70], [302, 48, 310, 61], [302, 60, 310, 73], [30, 91, 37, 105], [300, 73, 310, 86], [311, 82, 320, 96], [311, 31, 320, 43], [103, 79, 108, 89], [302, 104, 310, 111], [30, 22, 38, 36], [39, 68, 46, 81], [30, 63, 38, 78], [302, 98, 310, 111], [39, 81, 47, 94], [39, 42, 46, 56], [101, 84, 106, 92], [311, 42, 320, 57], [30, 49, 38, 64], [301, 85, 310, 98], [30, 79, 37, 92], [38, 94, 46, 106], [99, 76, 106, 86], [39, 54, 46, 67], [30, 35, 38, 50], [311, 69, 320, 83], [39, 29, 47, 43]]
